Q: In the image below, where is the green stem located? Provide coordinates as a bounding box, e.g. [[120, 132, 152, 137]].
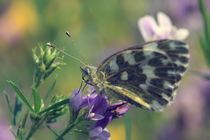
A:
[[21, 110, 29, 129], [199, 0, 209, 41], [21, 94, 34, 129], [125, 113, 131, 140], [23, 98, 69, 139], [199, 0, 210, 44], [46, 125, 60, 137], [25, 127, 35, 140], [9, 126, 17, 137], [56, 117, 84, 140], [20, 85, 36, 139], [4, 92, 13, 124], [24, 115, 47, 140], [56, 123, 76, 140]]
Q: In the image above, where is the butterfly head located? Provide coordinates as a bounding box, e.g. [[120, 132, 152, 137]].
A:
[[80, 65, 97, 85], [80, 65, 105, 91]]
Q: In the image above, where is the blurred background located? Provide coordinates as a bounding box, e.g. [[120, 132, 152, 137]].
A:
[[0, 0, 210, 139]]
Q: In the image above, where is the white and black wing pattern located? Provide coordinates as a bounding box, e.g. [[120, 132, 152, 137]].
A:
[[96, 40, 189, 111]]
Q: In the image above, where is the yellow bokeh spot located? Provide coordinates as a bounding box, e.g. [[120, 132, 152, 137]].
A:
[[7, 1, 38, 33], [0, 1, 38, 45], [2, 1, 38, 36], [108, 123, 126, 140], [108, 122, 138, 140]]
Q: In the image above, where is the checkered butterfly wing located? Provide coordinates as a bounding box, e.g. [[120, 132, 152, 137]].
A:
[[96, 40, 189, 111]]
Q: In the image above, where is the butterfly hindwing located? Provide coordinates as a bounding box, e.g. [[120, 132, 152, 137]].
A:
[[96, 40, 189, 111]]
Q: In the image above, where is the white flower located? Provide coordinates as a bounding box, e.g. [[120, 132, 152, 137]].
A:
[[138, 12, 189, 41]]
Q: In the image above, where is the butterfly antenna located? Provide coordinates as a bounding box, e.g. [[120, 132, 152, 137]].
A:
[[82, 82, 88, 92], [65, 31, 72, 38], [46, 42, 86, 65], [76, 80, 84, 95], [65, 31, 86, 62]]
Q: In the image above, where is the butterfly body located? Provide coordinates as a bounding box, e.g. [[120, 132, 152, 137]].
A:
[[81, 40, 189, 111]]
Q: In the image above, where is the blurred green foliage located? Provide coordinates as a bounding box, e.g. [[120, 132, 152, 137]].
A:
[[0, 0, 209, 140]]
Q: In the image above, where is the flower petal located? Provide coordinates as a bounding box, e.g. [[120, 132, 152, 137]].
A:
[[107, 101, 129, 119], [95, 113, 113, 129], [113, 105, 129, 119], [157, 12, 173, 29], [90, 95, 109, 115], [85, 94, 109, 121], [80, 94, 98, 108], [89, 127, 110, 140], [108, 101, 127, 111], [97, 128, 111, 140], [69, 88, 83, 113], [88, 113, 104, 121], [89, 126, 103, 137], [175, 28, 189, 40], [138, 15, 158, 41]]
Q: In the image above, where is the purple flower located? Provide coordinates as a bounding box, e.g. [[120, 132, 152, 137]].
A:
[[85, 95, 129, 128], [0, 122, 14, 140], [86, 95, 129, 140], [69, 88, 83, 115], [86, 95, 109, 121], [107, 101, 129, 119], [89, 127, 110, 140], [69, 87, 129, 140], [92, 101, 128, 129], [138, 12, 189, 41]]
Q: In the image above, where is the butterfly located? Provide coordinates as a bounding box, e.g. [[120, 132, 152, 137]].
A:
[[80, 40, 189, 111]]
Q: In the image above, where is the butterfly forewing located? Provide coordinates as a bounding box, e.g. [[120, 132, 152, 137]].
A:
[[95, 40, 189, 111]]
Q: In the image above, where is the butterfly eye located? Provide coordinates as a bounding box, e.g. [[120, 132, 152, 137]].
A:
[[80, 67, 88, 80], [80, 67, 94, 86], [80, 67, 89, 76]]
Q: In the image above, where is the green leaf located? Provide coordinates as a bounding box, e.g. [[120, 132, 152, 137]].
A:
[[4, 92, 13, 124], [32, 88, 42, 112], [44, 80, 56, 103], [8, 81, 34, 112], [39, 98, 69, 115], [13, 96, 23, 126], [47, 113, 67, 124]]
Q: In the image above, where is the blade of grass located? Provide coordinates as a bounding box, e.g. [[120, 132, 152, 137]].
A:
[[44, 80, 56, 103], [125, 112, 131, 140], [199, 0, 210, 44], [4, 92, 13, 114], [21, 110, 29, 129], [4, 91, 13, 124], [21, 95, 33, 129], [32, 88, 42, 112], [199, 37, 210, 67], [8, 81, 34, 112], [13, 96, 23, 126]]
